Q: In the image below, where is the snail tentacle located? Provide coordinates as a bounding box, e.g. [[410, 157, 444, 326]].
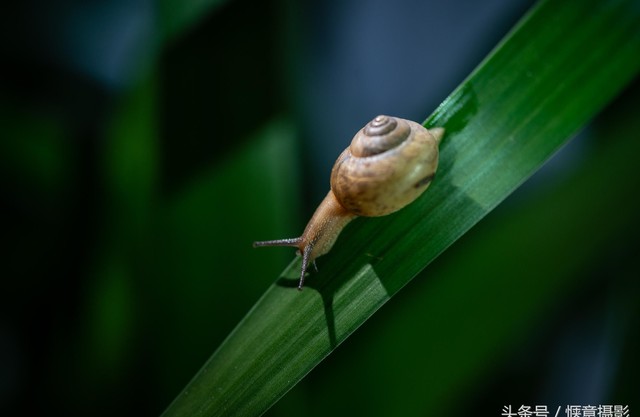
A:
[[252, 237, 302, 248]]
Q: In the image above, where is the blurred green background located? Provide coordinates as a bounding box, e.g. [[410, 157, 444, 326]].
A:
[[1, 0, 638, 416]]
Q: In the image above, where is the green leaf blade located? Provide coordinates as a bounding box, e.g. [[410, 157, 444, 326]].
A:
[[162, 0, 640, 415]]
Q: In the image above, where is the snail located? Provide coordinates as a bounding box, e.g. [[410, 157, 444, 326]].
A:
[[253, 115, 444, 290]]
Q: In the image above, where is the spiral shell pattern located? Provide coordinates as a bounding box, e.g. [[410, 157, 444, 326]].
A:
[[330, 115, 441, 217]]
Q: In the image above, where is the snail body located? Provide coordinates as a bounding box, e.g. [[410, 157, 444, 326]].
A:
[[253, 115, 444, 290]]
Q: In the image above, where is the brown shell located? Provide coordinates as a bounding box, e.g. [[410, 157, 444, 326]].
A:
[[330, 115, 442, 217]]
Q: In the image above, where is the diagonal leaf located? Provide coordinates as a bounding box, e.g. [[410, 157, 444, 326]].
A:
[[161, 0, 640, 415], [294, 85, 640, 416]]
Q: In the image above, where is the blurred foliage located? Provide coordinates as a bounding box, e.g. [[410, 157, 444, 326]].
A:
[[159, 0, 228, 41], [0, 0, 638, 416]]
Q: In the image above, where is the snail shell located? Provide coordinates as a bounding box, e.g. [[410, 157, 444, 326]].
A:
[[332, 115, 441, 217], [253, 115, 444, 290]]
